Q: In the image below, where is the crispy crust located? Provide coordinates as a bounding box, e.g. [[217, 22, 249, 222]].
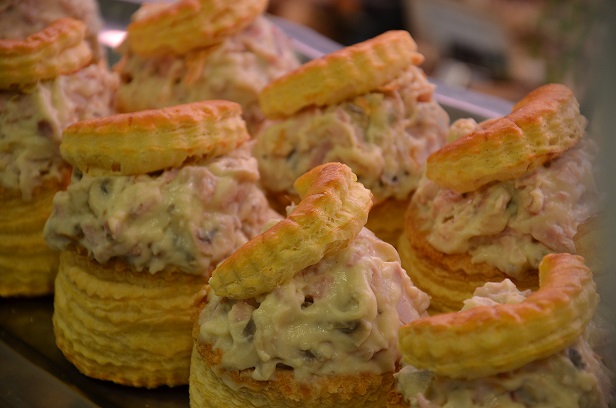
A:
[[0, 18, 93, 89], [126, 0, 267, 57], [190, 341, 398, 408], [427, 84, 586, 193], [60, 100, 249, 176], [399, 202, 538, 313], [208, 163, 373, 299], [398, 253, 598, 379], [398, 232, 508, 314], [53, 248, 206, 387], [264, 190, 409, 248], [259, 30, 424, 119], [0, 177, 70, 297]]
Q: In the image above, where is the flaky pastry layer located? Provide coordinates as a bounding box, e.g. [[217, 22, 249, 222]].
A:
[[427, 84, 586, 193], [52, 248, 206, 387], [259, 30, 424, 118], [0, 18, 92, 89], [190, 340, 398, 407], [208, 162, 373, 299], [398, 253, 598, 379], [126, 0, 267, 56], [60, 100, 249, 176], [0, 182, 66, 297]]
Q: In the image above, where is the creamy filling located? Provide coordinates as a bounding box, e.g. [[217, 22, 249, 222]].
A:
[[0, 63, 118, 200], [44, 145, 279, 275], [412, 137, 599, 277], [198, 228, 430, 381], [115, 16, 299, 132], [253, 66, 450, 203], [395, 280, 613, 408]]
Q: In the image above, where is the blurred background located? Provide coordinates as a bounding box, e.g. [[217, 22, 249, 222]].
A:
[[267, 0, 609, 105]]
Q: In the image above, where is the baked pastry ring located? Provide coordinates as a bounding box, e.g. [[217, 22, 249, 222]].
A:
[[125, 0, 267, 57], [208, 162, 373, 299], [0, 18, 92, 89], [60, 100, 249, 176], [53, 248, 205, 387], [190, 341, 399, 408], [427, 84, 586, 193], [258, 30, 424, 118], [398, 253, 598, 379]]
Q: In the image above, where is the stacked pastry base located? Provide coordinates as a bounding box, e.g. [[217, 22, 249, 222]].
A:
[[53, 248, 205, 387], [45, 100, 277, 387], [190, 341, 398, 408]]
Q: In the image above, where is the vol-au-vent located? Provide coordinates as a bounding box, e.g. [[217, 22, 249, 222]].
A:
[[254, 30, 450, 247], [190, 163, 430, 407], [44, 100, 280, 388], [114, 0, 299, 133], [398, 83, 600, 313], [0, 12, 117, 297]]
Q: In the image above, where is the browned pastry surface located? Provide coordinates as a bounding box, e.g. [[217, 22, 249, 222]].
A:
[[259, 30, 424, 118], [427, 84, 585, 193], [126, 0, 267, 56], [190, 341, 398, 408], [53, 248, 206, 387], [60, 100, 249, 176], [398, 253, 598, 379], [0, 18, 92, 89]]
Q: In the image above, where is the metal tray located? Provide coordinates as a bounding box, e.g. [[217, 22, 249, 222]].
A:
[[1, 1, 612, 407]]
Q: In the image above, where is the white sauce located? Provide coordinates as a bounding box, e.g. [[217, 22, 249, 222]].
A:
[[198, 228, 430, 381], [412, 137, 599, 277], [44, 145, 279, 275], [253, 66, 450, 203]]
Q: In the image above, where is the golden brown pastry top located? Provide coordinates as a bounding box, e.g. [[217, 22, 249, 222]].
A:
[[60, 100, 249, 176], [208, 162, 373, 299], [125, 0, 267, 57], [258, 30, 424, 119], [0, 18, 92, 90], [398, 253, 598, 379], [426, 84, 586, 193]]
